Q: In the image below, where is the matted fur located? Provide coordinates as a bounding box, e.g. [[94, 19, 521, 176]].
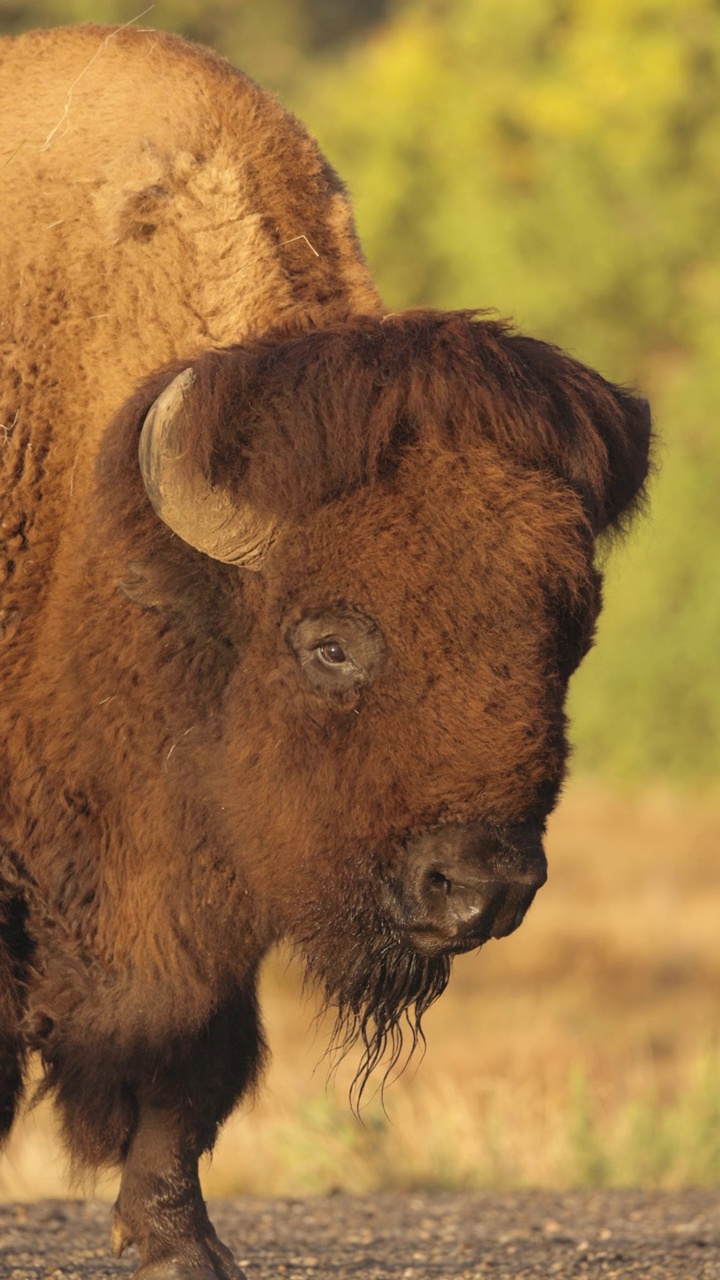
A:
[[0, 23, 651, 1276]]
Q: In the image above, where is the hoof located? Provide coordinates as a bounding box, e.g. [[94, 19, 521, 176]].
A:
[[134, 1267, 219, 1280], [132, 1238, 248, 1280], [111, 1207, 134, 1258], [134, 1263, 247, 1280]]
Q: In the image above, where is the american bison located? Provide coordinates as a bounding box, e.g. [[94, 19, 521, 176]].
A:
[[0, 23, 651, 1280]]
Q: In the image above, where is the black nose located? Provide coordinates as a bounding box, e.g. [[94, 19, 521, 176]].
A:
[[387, 820, 547, 955]]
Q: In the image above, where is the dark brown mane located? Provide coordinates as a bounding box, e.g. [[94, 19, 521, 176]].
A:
[[97, 310, 651, 572]]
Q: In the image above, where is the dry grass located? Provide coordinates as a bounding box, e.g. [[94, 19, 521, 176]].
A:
[[2, 781, 719, 1200]]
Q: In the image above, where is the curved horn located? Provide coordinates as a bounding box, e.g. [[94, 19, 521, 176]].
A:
[[138, 367, 277, 568]]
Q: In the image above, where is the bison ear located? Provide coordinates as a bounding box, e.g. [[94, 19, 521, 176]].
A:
[[138, 368, 278, 568], [556, 386, 652, 538], [503, 335, 653, 536]]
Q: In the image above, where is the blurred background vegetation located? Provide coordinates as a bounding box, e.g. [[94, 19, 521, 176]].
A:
[[3, 0, 718, 785]]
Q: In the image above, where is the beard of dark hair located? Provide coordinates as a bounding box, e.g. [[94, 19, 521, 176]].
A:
[[299, 908, 453, 1113]]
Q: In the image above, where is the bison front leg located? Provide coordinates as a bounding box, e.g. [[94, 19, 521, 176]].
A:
[[111, 1103, 244, 1280], [111, 985, 265, 1280]]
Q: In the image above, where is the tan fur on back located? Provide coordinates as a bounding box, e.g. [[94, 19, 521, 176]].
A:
[[0, 24, 380, 667]]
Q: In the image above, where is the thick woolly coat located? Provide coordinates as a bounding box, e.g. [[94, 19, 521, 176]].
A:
[[0, 25, 651, 1168]]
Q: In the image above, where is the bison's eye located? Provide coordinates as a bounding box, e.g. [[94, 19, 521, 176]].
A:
[[317, 640, 348, 666], [286, 607, 386, 697]]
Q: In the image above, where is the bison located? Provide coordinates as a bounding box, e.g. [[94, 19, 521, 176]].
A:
[[0, 23, 651, 1280]]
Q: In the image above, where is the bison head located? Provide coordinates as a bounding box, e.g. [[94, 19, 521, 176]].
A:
[[103, 310, 651, 1092]]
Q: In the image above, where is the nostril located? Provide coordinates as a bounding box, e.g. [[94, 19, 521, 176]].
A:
[[426, 868, 451, 895]]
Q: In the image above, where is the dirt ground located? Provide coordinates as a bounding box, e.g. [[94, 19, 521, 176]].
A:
[[1, 1190, 719, 1279]]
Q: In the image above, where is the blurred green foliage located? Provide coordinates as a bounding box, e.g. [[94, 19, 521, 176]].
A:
[[2, 0, 719, 783], [0, 0, 389, 90]]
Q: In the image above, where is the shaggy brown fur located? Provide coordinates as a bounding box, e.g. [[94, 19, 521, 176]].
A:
[[0, 24, 651, 1280]]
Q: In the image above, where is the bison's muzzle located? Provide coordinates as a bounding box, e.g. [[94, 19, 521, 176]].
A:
[[385, 820, 548, 956]]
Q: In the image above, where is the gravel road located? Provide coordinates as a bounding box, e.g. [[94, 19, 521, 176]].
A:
[[1, 1190, 718, 1279]]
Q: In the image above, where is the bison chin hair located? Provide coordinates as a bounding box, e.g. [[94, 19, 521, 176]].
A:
[[297, 911, 452, 1111]]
